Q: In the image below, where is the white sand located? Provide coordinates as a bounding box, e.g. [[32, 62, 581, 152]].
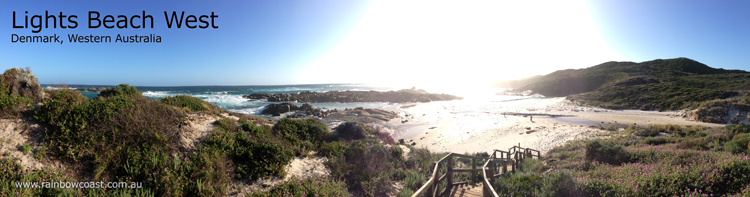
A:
[[0, 118, 47, 170], [394, 97, 724, 155]]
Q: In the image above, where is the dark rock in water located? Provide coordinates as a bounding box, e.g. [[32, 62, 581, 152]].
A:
[[411, 142, 416, 146], [399, 139, 405, 144], [242, 88, 462, 103], [261, 103, 300, 115], [75, 87, 108, 92]]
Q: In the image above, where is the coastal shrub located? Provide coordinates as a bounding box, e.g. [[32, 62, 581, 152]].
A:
[[335, 121, 368, 140], [390, 145, 404, 161], [726, 122, 750, 135], [724, 133, 750, 154], [239, 120, 272, 138], [390, 168, 407, 181], [0, 158, 88, 196], [161, 95, 221, 114], [403, 170, 426, 191], [249, 176, 350, 197], [634, 128, 659, 137], [35, 92, 235, 196], [585, 139, 630, 165], [274, 118, 329, 146], [97, 83, 139, 98], [215, 118, 238, 132], [539, 170, 579, 197], [325, 139, 402, 196], [494, 172, 543, 196], [22, 144, 30, 155], [396, 188, 415, 197], [34, 89, 88, 123], [344, 139, 394, 196], [643, 136, 672, 145], [319, 141, 348, 158], [605, 125, 618, 131], [203, 127, 294, 180]]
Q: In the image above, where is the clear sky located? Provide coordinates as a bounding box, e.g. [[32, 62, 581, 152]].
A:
[[2, 0, 749, 89]]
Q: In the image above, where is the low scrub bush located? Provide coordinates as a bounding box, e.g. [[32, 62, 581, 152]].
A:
[[204, 126, 294, 180], [250, 176, 350, 197], [97, 84, 139, 98], [240, 120, 272, 138], [403, 170, 426, 191], [319, 141, 348, 158], [161, 95, 222, 114], [34, 88, 234, 196], [585, 139, 630, 165], [643, 136, 672, 145], [396, 188, 415, 197], [634, 128, 659, 137], [274, 118, 330, 146], [539, 170, 579, 197]]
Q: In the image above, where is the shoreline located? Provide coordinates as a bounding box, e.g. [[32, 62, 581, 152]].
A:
[[388, 97, 724, 154]]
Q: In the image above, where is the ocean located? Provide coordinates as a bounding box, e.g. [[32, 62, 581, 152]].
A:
[[44, 83, 548, 140], [46, 84, 539, 114]]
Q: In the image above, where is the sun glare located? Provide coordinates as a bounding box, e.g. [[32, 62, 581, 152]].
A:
[[301, 0, 622, 96]]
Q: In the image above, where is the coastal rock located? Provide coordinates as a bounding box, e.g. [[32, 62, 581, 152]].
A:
[[325, 108, 400, 124], [261, 103, 301, 116], [75, 87, 108, 92], [242, 88, 462, 103]]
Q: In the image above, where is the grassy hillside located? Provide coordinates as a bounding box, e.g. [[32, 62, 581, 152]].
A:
[[496, 58, 750, 111]]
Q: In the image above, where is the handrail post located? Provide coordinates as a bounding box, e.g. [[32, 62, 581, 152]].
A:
[[488, 161, 495, 184], [472, 157, 477, 182], [428, 161, 437, 197], [512, 152, 517, 173], [447, 155, 453, 187]]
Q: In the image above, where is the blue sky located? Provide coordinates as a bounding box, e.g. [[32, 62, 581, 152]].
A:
[[1, 0, 749, 87]]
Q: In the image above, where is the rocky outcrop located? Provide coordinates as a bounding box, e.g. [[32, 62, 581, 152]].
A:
[[259, 103, 399, 123], [243, 88, 462, 103], [261, 103, 301, 116], [76, 87, 108, 92], [685, 104, 750, 124], [325, 107, 399, 124]]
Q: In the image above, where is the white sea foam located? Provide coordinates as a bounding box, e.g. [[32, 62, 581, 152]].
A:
[[228, 107, 265, 115], [141, 91, 172, 98]]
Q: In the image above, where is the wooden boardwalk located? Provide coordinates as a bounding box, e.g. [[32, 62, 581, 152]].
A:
[[411, 146, 542, 197], [445, 183, 483, 197]]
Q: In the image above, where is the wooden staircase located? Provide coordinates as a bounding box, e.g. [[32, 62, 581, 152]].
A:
[[410, 146, 541, 197]]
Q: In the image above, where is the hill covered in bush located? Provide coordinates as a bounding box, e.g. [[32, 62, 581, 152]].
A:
[[495, 58, 750, 120]]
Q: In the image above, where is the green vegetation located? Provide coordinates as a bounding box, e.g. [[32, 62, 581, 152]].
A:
[[161, 95, 223, 114], [249, 176, 350, 197], [204, 118, 295, 180], [97, 83, 140, 98], [498, 58, 750, 112], [493, 124, 750, 196], [22, 144, 30, 155]]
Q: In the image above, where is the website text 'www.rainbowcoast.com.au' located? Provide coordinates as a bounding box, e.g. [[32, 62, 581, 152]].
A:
[[15, 181, 142, 189]]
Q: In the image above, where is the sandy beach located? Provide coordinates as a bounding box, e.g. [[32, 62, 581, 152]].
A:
[[392, 97, 724, 155]]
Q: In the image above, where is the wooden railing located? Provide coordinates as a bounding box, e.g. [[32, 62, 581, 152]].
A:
[[411, 153, 484, 197], [411, 145, 542, 197], [482, 146, 542, 197]]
